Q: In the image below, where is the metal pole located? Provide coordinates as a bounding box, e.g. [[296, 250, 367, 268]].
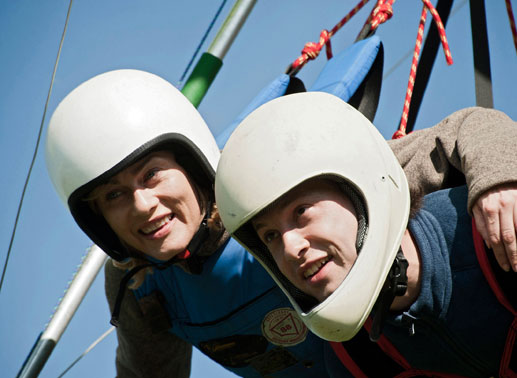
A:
[[181, 0, 257, 107], [207, 0, 256, 60], [17, 245, 107, 378]]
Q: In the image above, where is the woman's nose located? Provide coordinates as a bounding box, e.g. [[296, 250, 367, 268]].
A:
[[132, 188, 158, 214], [282, 229, 309, 261]]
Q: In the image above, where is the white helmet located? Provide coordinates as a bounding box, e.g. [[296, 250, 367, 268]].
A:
[[46, 69, 220, 261], [215, 92, 410, 341]]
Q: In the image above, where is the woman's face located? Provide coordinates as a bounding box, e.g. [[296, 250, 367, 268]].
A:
[[92, 151, 204, 261], [252, 179, 358, 302]]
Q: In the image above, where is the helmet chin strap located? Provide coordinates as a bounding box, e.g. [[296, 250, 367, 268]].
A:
[[369, 247, 408, 342], [181, 207, 211, 274], [110, 203, 212, 327]]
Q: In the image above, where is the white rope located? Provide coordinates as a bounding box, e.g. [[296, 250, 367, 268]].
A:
[[57, 326, 115, 378]]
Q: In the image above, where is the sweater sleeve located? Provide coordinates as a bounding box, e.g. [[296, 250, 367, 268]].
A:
[[104, 260, 192, 378], [387, 107, 517, 213]]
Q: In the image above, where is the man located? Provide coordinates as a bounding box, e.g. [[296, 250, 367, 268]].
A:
[[215, 92, 517, 376]]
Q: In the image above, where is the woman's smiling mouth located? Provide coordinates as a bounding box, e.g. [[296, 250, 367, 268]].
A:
[[140, 215, 174, 235]]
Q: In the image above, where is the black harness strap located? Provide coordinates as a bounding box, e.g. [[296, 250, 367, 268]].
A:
[[348, 43, 384, 123], [369, 248, 409, 342], [349, 14, 384, 123], [110, 262, 154, 327], [339, 327, 407, 377], [469, 0, 494, 108], [472, 219, 517, 376]]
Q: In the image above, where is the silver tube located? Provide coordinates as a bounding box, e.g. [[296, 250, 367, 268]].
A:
[[208, 0, 257, 59], [42, 245, 107, 342], [18, 245, 107, 377]]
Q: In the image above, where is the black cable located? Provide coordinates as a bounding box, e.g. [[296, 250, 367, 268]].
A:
[[178, 0, 228, 85], [1, 0, 74, 294]]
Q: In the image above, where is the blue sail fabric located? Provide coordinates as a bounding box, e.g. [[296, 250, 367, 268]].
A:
[[216, 36, 381, 148], [310, 35, 380, 100], [216, 74, 291, 148]]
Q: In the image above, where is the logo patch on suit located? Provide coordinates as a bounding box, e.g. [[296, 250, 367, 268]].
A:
[[261, 307, 308, 346]]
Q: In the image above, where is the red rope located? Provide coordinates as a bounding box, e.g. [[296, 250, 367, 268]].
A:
[[330, 0, 371, 37], [393, 0, 453, 139], [505, 0, 517, 54], [287, 0, 455, 140], [423, 0, 453, 65], [394, 5, 427, 139], [291, 29, 332, 71], [289, 0, 371, 73], [370, 0, 396, 31]]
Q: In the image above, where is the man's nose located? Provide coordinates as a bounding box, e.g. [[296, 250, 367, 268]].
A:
[[282, 229, 309, 261], [132, 188, 158, 214]]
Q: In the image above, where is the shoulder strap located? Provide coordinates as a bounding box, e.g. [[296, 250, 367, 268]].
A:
[[329, 323, 409, 377], [471, 219, 516, 314], [472, 219, 517, 377], [330, 319, 468, 377]]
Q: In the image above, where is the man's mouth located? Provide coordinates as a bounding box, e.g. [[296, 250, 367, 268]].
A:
[[303, 257, 330, 279], [140, 215, 173, 235]]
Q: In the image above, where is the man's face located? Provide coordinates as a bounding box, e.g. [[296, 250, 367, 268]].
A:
[[252, 178, 359, 302]]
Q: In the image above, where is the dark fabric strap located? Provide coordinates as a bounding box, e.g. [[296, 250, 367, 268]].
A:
[[369, 248, 408, 342], [335, 327, 407, 377], [348, 43, 384, 123], [469, 0, 494, 108], [110, 263, 154, 326], [332, 324, 473, 377], [472, 219, 517, 376]]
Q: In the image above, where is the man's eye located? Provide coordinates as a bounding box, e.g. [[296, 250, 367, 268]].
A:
[[296, 206, 307, 217], [264, 231, 278, 243], [144, 168, 159, 182]]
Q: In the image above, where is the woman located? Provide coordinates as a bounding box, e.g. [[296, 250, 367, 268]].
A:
[[45, 69, 342, 377]]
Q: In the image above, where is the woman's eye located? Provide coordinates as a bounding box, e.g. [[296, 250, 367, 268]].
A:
[[105, 190, 122, 201]]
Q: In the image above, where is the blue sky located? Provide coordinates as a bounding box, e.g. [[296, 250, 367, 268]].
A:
[[1, 1, 516, 377]]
